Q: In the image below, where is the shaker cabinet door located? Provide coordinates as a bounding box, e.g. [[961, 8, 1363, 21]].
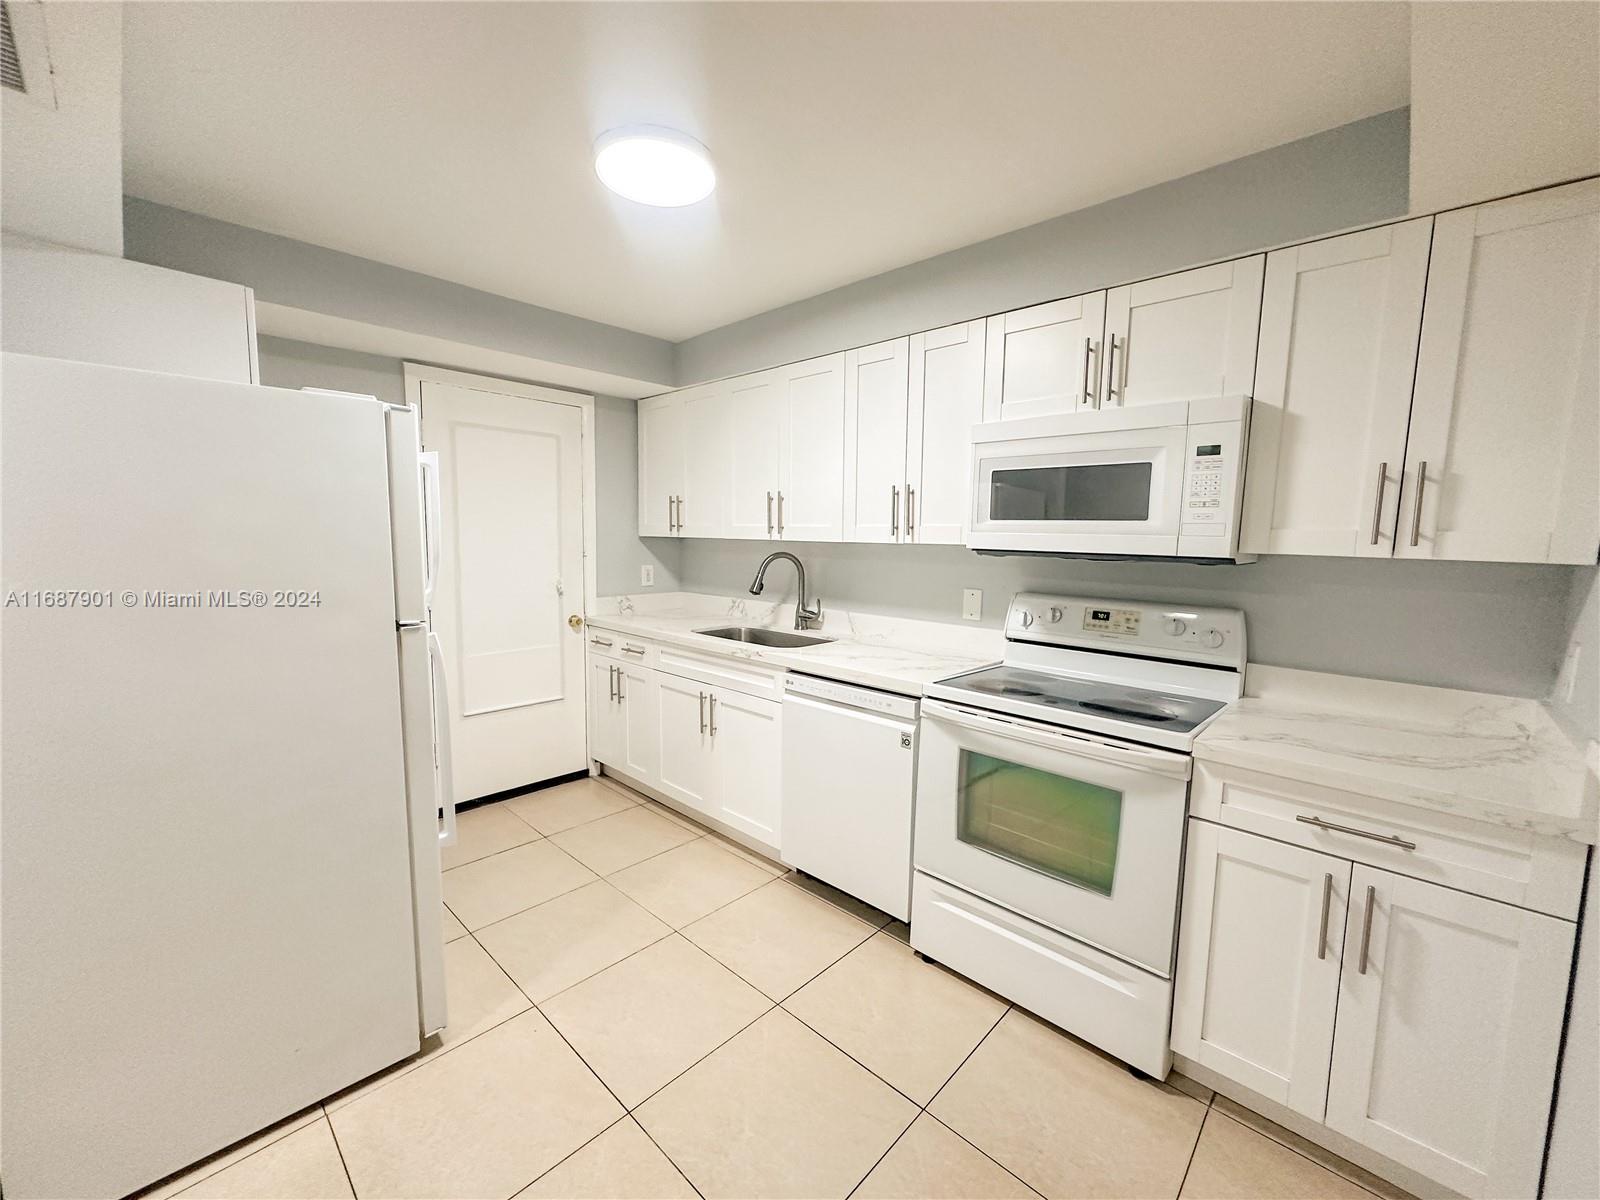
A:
[[907, 320, 986, 545], [681, 384, 731, 538], [726, 371, 785, 540], [776, 354, 847, 542], [654, 674, 716, 817], [982, 292, 1107, 421], [1398, 179, 1600, 564], [637, 393, 685, 538], [843, 339, 911, 544], [710, 687, 782, 848], [1240, 219, 1432, 557]]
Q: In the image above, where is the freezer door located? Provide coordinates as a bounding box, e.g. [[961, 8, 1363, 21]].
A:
[[1, 354, 426, 1199]]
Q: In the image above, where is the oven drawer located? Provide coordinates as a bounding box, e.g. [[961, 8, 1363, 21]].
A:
[[1191, 762, 1586, 919], [911, 871, 1173, 1077]]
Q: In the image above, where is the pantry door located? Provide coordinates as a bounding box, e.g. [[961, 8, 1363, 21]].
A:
[[417, 371, 591, 800]]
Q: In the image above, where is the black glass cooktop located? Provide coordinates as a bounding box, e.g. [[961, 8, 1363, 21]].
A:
[[940, 663, 1225, 733]]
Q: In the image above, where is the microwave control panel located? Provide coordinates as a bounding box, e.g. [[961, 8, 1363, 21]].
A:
[[1177, 400, 1250, 559], [1183, 442, 1227, 524]]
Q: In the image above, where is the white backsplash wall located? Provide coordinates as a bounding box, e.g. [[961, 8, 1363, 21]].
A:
[[672, 538, 1580, 698]]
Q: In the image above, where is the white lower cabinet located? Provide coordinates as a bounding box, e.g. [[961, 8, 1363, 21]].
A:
[[654, 672, 715, 812], [588, 653, 659, 784], [703, 687, 782, 846], [1176, 812, 1578, 1199]]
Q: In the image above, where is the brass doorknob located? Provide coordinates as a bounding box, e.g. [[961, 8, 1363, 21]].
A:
[[567, 614, 583, 631]]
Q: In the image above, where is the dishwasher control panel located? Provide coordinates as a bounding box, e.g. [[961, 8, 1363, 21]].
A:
[[783, 672, 920, 721]]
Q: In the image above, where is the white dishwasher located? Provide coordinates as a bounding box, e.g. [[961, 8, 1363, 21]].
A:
[[781, 673, 919, 922]]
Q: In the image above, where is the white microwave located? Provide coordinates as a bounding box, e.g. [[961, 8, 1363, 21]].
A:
[[966, 396, 1253, 561]]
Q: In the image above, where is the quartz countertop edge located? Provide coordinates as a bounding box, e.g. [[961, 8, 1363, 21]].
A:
[[583, 610, 999, 697], [1193, 666, 1599, 845]]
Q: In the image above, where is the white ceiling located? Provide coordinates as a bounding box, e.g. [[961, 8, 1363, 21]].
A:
[[122, 2, 1410, 342]]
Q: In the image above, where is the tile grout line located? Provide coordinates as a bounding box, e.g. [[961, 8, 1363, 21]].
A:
[[321, 1109, 359, 1199], [1174, 1103, 1212, 1200]]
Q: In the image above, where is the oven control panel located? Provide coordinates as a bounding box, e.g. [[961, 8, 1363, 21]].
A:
[[1006, 592, 1246, 670]]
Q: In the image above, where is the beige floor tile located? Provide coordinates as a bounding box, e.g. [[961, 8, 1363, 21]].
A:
[[786, 931, 1006, 1102], [326, 936, 530, 1111], [930, 1009, 1205, 1199], [508, 777, 637, 835], [636, 1008, 917, 1199], [609, 838, 776, 928], [330, 1009, 621, 1200], [1211, 1097, 1413, 1200], [549, 805, 699, 875], [176, 1119, 351, 1199], [1181, 1109, 1377, 1200], [540, 934, 770, 1107], [783, 870, 894, 928], [476, 879, 670, 1001], [442, 839, 596, 930], [684, 878, 877, 999], [441, 802, 541, 870], [700, 827, 788, 875], [134, 1107, 324, 1200], [855, 1114, 1041, 1200], [441, 903, 468, 943], [516, 1117, 697, 1200]]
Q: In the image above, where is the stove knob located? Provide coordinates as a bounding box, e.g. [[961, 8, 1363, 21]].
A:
[[1166, 617, 1188, 637], [1203, 629, 1225, 649], [1019, 610, 1034, 629], [1048, 606, 1063, 623]]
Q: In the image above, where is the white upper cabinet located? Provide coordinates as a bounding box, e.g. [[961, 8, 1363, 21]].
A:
[[907, 320, 987, 545], [681, 383, 731, 538], [843, 339, 911, 543], [727, 370, 785, 540], [1325, 867, 1574, 1199], [775, 353, 847, 542], [983, 291, 1107, 421], [1398, 179, 1600, 564], [1240, 219, 1434, 557], [637, 392, 686, 537], [1100, 256, 1263, 407]]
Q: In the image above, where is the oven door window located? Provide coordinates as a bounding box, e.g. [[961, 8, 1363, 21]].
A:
[[989, 461, 1152, 523], [956, 750, 1122, 895]]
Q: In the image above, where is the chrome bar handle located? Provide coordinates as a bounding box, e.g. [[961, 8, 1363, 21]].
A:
[[1409, 461, 1427, 547], [1368, 462, 1387, 546], [1119, 332, 1130, 397], [1317, 872, 1332, 960], [1105, 335, 1120, 404], [1296, 814, 1416, 851], [698, 691, 706, 735], [617, 669, 625, 701], [776, 491, 785, 537], [1358, 885, 1376, 975], [766, 491, 773, 537], [906, 486, 915, 538], [667, 495, 674, 532], [621, 643, 645, 656], [608, 664, 617, 702], [1081, 337, 1099, 407], [890, 486, 899, 537], [590, 636, 613, 648], [708, 694, 718, 737]]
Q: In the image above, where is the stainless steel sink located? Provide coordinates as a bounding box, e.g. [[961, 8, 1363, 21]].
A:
[[695, 625, 834, 648]]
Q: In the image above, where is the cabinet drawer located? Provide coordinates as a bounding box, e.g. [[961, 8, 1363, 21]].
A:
[[584, 630, 657, 666], [656, 645, 784, 701], [1192, 763, 1586, 919]]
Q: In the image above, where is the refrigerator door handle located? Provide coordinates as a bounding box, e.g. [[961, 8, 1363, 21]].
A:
[[428, 631, 458, 848], [418, 451, 443, 608]]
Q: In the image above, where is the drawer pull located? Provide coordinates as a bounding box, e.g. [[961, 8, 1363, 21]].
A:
[[590, 636, 613, 648], [1358, 884, 1376, 975], [1295, 814, 1416, 851], [1317, 872, 1332, 961], [621, 644, 645, 656]]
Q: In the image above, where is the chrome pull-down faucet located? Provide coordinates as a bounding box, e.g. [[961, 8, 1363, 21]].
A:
[[748, 551, 821, 630]]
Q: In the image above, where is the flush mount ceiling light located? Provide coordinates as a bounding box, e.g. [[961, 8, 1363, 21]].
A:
[[594, 126, 716, 207]]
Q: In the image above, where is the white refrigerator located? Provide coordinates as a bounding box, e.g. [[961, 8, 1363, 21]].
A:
[[1, 353, 456, 1199]]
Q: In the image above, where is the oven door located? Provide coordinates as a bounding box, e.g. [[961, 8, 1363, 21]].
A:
[[967, 422, 1187, 555], [914, 698, 1191, 975]]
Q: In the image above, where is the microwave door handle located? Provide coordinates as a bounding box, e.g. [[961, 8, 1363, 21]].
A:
[[923, 700, 1191, 779]]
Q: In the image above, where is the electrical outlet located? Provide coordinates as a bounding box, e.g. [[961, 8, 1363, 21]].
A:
[[962, 588, 982, 621], [640, 564, 655, 587]]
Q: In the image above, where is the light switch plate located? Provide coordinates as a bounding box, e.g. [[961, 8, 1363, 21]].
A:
[[962, 588, 982, 621], [640, 564, 655, 587]]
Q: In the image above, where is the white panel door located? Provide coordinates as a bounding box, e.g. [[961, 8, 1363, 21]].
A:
[[681, 384, 731, 538], [422, 380, 587, 800], [655, 673, 716, 816], [616, 661, 660, 787], [1398, 179, 1600, 564], [588, 656, 623, 767], [637, 393, 685, 538], [1240, 219, 1433, 557], [1172, 822, 1348, 1121], [727, 370, 784, 540], [982, 291, 1107, 421], [1100, 256, 1263, 407], [777, 353, 846, 542], [710, 687, 782, 848], [843, 338, 911, 543], [1326, 867, 1575, 1199], [907, 320, 986, 545]]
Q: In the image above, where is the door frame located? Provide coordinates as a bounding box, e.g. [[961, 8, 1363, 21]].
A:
[[402, 362, 598, 613]]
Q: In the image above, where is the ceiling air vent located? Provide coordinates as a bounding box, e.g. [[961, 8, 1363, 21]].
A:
[[1, 1, 27, 93]]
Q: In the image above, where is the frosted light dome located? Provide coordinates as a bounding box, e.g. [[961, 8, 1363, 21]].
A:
[[594, 126, 716, 207]]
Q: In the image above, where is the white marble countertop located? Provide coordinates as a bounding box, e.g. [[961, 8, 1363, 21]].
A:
[[586, 592, 1001, 697], [1195, 666, 1600, 844]]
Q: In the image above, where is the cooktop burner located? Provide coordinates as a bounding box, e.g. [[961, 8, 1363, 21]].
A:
[[933, 663, 1227, 735]]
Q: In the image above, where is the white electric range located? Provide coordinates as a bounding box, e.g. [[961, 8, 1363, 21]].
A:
[[911, 592, 1245, 1078]]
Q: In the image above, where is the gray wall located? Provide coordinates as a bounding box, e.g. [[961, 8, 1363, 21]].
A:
[[675, 539, 1579, 698], [257, 336, 677, 599], [675, 109, 1410, 383], [1549, 566, 1600, 739], [126, 197, 674, 388]]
